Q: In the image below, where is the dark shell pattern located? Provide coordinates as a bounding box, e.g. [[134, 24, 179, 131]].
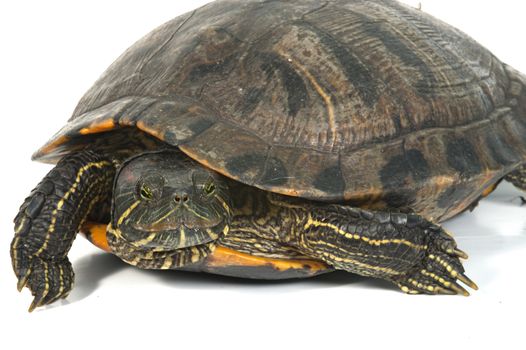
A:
[[34, 0, 526, 222]]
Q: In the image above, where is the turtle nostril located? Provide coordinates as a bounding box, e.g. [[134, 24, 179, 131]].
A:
[[174, 194, 189, 204]]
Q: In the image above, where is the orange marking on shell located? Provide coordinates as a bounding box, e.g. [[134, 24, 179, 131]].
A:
[[276, 188, 301, 197], [79, 119, 116, 135], [179, 145, 234, 178], [343, 187, 384, 202], [481, 182, 498, 198], [205, 246, 329, 273], [81, 222, 111, 252], [180, 146, 304, 197], [79, 222, 328, 273], [37, 135, 70, 156], [137, 121, 165, 141], [476, 171, 500, 198], [453, 171, 499, 218]]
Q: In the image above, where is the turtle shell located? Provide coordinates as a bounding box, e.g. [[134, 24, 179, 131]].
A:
[[34, 0, 526, 221]]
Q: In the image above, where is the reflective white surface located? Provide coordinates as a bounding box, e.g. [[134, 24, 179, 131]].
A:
[[1, 1, 525, 349]]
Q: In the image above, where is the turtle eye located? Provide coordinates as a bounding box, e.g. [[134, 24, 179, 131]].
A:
[[137, 174, 165, 201], [140, 184, 154, 201], [204, 181, 216, 195]]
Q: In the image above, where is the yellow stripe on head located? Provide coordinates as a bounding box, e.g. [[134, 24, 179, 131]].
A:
[[117, 200, 141, 226]]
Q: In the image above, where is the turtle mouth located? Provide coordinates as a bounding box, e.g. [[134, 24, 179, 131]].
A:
[[115, 202, 228, 251], [133, 213, 223, 232], [119, 220, 228, 252]]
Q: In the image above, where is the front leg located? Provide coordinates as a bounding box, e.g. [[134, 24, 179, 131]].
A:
[[264, 196, 477, 295], [11, 150, 116, 311]]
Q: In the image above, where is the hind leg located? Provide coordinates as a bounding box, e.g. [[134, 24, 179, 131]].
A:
[[505, 164, 526, 194]]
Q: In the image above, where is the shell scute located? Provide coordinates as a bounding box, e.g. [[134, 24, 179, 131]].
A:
[[34, 0, 526, 220]]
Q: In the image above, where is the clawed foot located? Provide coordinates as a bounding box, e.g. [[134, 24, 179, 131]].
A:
[[13, 250, 74, 312], [393, 225, 478, 296]]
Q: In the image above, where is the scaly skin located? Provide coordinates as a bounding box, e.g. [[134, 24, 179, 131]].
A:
[[228, 193, 477, 296], [505, 164, 526, 192], [11, 150, 116, 311], [297, 206, 475, 295], [12, 150, 478, 312]]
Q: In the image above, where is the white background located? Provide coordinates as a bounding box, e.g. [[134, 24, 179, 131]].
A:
[[1, 1, 525, 349]]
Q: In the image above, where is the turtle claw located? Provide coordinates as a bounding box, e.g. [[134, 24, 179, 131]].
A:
[[458, 273, 478, 290], [28, 294, 46, 313], [453, 248, 469, 259], [13, 253, 74, 312], [17, 268, 30, 292], [434, 286, 456, 295], [448, 281, 470, 296], [394, 225, 477, 296], [440, 239, 468, 259]]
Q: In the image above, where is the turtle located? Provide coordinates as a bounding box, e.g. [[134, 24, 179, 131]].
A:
[[11, 0, 526, 312]]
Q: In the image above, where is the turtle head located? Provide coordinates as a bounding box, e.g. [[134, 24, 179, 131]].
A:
[[109, 150, 232, 261]]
